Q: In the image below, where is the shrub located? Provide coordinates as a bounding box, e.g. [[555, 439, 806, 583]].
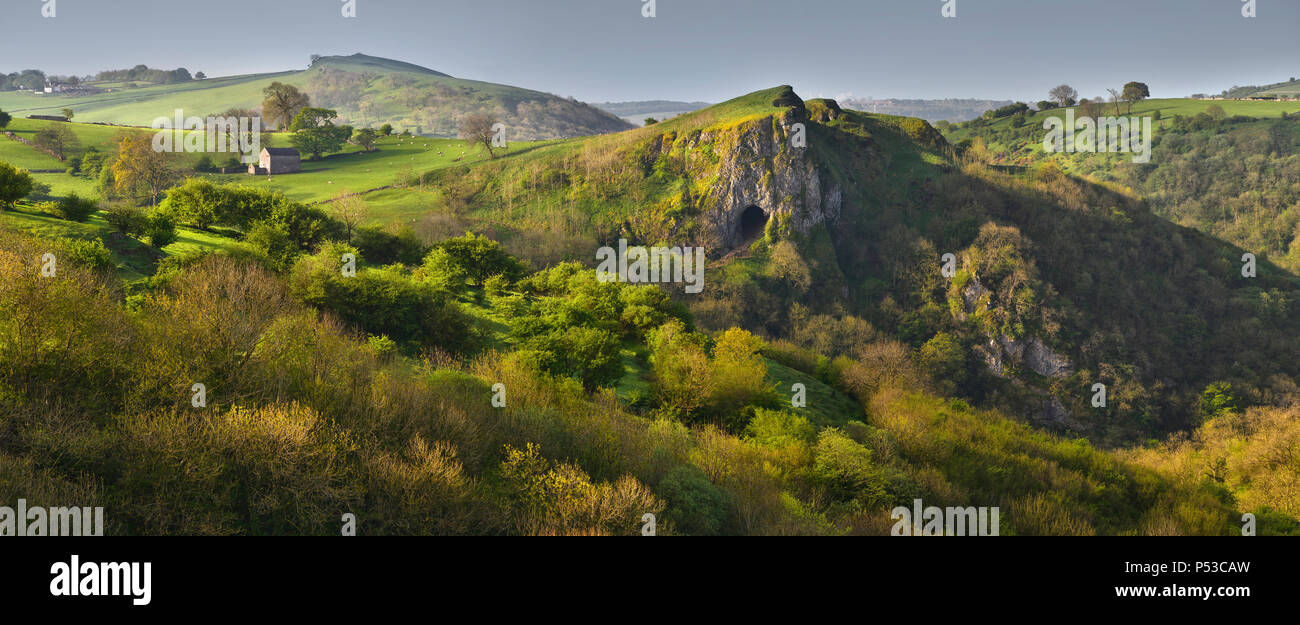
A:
[[55, 192, 98, 222], [353, 225, 426, 266], [289, 251, 477, 354], [104, 204, 148, 236], [142, 211, 178, 248], [433, 232, 527, 284], [0, 162, 34, 208], [657, 465, 733, 535]]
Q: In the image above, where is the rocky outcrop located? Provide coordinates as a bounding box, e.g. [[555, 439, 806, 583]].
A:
[[673, 91, 846, 252], [959, 277, 1072, 379]]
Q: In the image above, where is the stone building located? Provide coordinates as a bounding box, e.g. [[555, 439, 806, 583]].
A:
[[248, 147, 301, 175]]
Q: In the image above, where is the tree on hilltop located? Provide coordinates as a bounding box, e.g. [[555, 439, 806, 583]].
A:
[[1122, 82, 1150, 114], [1049, 84, 1078, 108]]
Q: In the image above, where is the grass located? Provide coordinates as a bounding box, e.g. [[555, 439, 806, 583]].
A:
[[942, 97, 1300, 145]]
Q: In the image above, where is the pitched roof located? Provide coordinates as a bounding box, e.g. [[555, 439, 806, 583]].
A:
[[262, 147, 300, 157]]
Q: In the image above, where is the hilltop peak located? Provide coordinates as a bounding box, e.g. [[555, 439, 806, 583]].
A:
[[309, 53, 451, 78]]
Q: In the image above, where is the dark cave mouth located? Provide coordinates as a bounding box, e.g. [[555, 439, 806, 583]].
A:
[[738, 205, 768, 243]]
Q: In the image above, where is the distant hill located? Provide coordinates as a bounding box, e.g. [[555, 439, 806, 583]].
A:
[[0, 54, 632, 139], [838, 97, 1015, 122], [592, 100, 711, 126], [1196, 77, 1300, 99]]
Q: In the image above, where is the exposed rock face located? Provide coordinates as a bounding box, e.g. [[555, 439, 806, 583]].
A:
[[687, 103, 844, 251], [1036, 396, 1078, 429], [959, 277, 1072, 379], [960, 276, 1080, 429]]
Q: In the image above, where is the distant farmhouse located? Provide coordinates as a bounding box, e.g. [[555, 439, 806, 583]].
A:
[[248, 147, 301, 175]]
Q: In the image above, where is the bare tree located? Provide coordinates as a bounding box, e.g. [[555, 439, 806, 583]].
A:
[[1049, 84, 1078, 107], [459, 112, 499, 159], [1106, 88, 1122, 115], [331, 190, 368, 242]]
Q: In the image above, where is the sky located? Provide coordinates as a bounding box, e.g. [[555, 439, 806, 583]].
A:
[[2, 0, 1297, 104]]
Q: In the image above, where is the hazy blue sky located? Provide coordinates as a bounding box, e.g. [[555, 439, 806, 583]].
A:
[[3, 0, 1296, 103]]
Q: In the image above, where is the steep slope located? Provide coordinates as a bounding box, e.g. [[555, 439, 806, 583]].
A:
[[419, 86, 1300, 443], [0, 54, 632, 139]]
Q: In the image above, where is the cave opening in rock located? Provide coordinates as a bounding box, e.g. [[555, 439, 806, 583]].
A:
[[738, 205, 768, 244]]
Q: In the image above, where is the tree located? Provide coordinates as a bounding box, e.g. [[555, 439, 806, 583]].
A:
[[1079, 97, 1104, 119], [1122, 82, 1150, 114], [644, 117, 659, 125], [351, 127, 378, 152], [0, 162, 34, 209], [379, 123, 393, 136], [0, 109, 11, 129], [195, 71, 206, 80], [111, 133, 177, 206], [1049, 84, 1078, 108], [33, 125, 78, 160], [1106, 88, 1122, 115], [459, 112, 499, 159], [61, 108, 75, 121], [261, 82, 310, 131], [331, 190, 368, 242], [288, 107, 352, 160]]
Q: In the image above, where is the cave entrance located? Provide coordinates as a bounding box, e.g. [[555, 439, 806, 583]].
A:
[[738, 205, 768, 244]]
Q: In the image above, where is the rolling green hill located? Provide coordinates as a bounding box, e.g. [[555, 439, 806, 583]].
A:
[[3, 83, 1299, 535], [0, 54, 632, 139]]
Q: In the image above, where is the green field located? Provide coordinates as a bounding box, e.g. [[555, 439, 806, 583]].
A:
[[942, 97, 1299, 145], [0, 54, 628, 139]]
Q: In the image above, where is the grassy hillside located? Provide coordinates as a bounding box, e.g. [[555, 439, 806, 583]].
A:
[[939, 96, 1300, 273], [0, 54, 632, 139], [2, 85, 1299, 535]]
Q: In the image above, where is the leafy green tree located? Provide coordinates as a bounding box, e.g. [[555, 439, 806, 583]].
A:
[[351, 127, 378, 152], [0, 109, 11, 129], [261, 82, 310, 130], [379, 123, 394, 136], [34, 124, 78, 160], [1199, 382, 1240, 422], [0, 162, 33, 209], [418, 247, 469, 293], [433, 232, 526, 284], [289, 107, 353, 160], [1122, 82, 1150, 114]]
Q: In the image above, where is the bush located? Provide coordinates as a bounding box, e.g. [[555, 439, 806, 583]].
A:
[[55, 193, 98, 222], [353, 225, 426, 266], [63, 238, 115, 272], [418, 247, 469, 293], [433, 232, 527, 284], [289, 250, 477, 354], [243, 222, 298, 272], [0, 162, 35, 208], [142, 211, 178, 248], [26, 181, 53, 201], [104, 204, 148, 236], [657, 466, 733, 535]]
